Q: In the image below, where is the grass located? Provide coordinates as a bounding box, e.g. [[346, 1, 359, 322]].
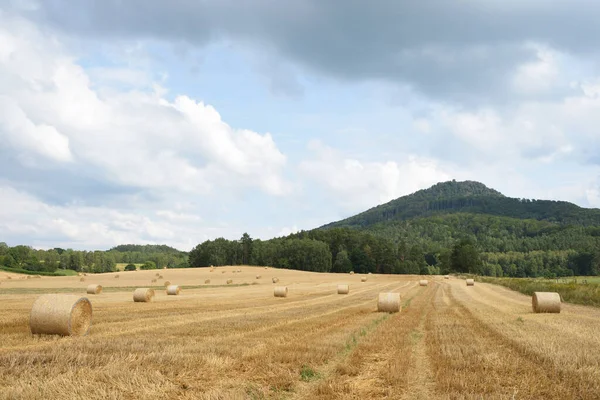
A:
[[0, 266, 72, 276], [477, 276, 600, 307], [300, 365, 320, 382]]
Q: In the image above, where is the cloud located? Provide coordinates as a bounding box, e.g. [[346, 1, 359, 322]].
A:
[[0, 13, 290, 200], [299, 140, 452, 212], [0, 12, 294, 248], [15, 0, 600, 104]]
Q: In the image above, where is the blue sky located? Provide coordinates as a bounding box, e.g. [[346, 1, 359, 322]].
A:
[[1, 1, 599, 250]]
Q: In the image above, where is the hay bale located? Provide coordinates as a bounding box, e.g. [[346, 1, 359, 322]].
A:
[[80, 277, 85, 282], [274, 286, 288, 297], [155, 273, 160, 277], [86, 284, 102, 295], [158, 275, 164, 280], [114, 274, 120, 279], [26, 276, 31, 280], [264, 267, 268, 270], [444, 275, 450, 279], [166, 285, 180, 295], [466, 279, 475, 286], [361, 277, 367, 282], [349, 271, 355, 275], [377, 293, 401, 313], [272, 277, 279, 283], [83, 273, 87, 276], [337, 284, 349, 294], [532, 292, 561, 313], [368, 272, 372, 275], [6, 276, 11, 279], [419, 280, 428, 287], [237, 269, 241, 273], [256, 275, 261, 279], [77, 273, 82, 277], [133, 288, 155, 302], [221, 271, 226, 274], [163, 281, 171, 287], [204, 279, 211, 284], [227, 279, 233, 284], [151, 279, 157, 283], [30, 294, 92, 336]]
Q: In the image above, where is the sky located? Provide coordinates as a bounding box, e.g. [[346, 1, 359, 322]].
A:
[[1, 0, 599, 251]]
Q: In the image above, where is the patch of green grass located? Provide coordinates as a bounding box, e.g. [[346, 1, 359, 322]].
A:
[[410, 329, 423, 344], [299, 365, 320, 382], [516, 317, 524, 324], [52, 269, 78, 276], [0, 266, 65, 276], [477, 277, 600, 308]]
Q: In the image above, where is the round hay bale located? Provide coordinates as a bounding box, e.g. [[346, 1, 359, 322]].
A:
[[221, 271, 226, 274], [274, 286, 288, 297], [444, 275, 450, 279], [77, 273, 82, 277], [7, 276, 11, 279], [256, 275, 262, 279], [86, 284, 102, 295], [272, 277, 279, 283], [155, 273, 160, 277], [204, 279, 211, 284], [151, 279, 157, 283], [466, 279, 475, 286], [337, 284, 349, 294], [30, 294, 92, 336], [83, 273, 87, 276], [361, 277, 367, 282], [264, 267, 268, 269], [80, 277, 85, 282], [114, 274, 119, 279], [227, 279, 233, 284], [368, 272, 372, 275], [419, 280, 429, 287], [377, 293, 401, 313], [166, 285, 180, 295], [532, 292, 561, 313], [133, 288, 155, 302], [237, 269, 241, 273], [163, 281, 171, 287], [349, 271, 355, 275], [158, 275, 164, 280]]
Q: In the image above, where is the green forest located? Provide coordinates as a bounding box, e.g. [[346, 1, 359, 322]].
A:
[[2, 180, 600, 278]]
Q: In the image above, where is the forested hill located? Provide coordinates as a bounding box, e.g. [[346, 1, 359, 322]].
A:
[[321, 180, 600, 229]]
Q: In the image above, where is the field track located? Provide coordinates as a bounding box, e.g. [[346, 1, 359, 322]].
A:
[[1, 267, 600, 399]]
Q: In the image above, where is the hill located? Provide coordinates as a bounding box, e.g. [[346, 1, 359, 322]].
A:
[[321, 180, 600, 229]]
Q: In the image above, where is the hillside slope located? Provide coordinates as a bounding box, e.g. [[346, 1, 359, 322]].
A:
[[322, 180, 600, 229]]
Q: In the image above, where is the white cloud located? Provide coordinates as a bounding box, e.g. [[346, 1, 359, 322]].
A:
[[512, 43, 560, 94], [0, 13, 290, 197], [299, 140, 453, 212]]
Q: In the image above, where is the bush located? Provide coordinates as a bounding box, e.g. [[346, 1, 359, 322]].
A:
[[140, 261, 157, 270], [124, 263, 137, 271]]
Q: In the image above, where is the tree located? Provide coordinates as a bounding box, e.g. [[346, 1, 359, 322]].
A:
[[241, 233, 253, 265], [333, 249, 352, 273], [124, 263, 137, 271], [450, 239, 482, 274], [141, 261, 157, 270]]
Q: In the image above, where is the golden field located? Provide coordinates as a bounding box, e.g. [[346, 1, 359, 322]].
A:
[[1, 267, 600, 399]]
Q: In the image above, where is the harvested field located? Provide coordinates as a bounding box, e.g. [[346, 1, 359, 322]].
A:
[[1, 268, 600, 399]]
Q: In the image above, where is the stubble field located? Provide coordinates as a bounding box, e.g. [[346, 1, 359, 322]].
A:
[[1, 267, 600, 399]]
